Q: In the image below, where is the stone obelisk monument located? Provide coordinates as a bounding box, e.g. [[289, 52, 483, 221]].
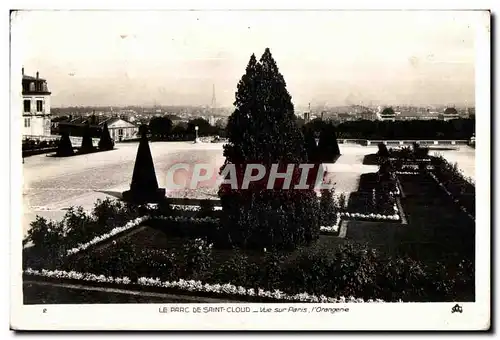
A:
[[122, 125, 165, 204]]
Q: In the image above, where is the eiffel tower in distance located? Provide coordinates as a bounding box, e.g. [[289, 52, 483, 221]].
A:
[[211, 84, 217, 115]]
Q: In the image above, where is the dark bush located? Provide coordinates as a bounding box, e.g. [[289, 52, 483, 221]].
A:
[[23, 216, 66, 252], [198, 200, 214, 218], [62, 206, 98, 247], [213, 249, 257, 287], [319, 187, 338, 225]]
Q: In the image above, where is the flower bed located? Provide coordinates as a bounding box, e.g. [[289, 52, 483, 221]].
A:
[[320, 202, 401, 234], [396, 171, 420, 175], [67, 215, 220, 256], [23, 268, 384, 303], [66, 216, 150, 256], [320, 214, 342, 234], [340, 203, 400, 222], [170, 205, 223, 211]]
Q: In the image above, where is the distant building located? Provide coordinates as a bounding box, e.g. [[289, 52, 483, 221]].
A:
[[439, 107, 460, 121], [377, 107, 396, 121], [395, 110, 441, 121], [57, 115, 138, 141], [100, 117, 139, 142], [22, 68, 51, 137]]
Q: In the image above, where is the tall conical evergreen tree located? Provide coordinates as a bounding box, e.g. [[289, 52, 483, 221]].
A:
[[317, 123, 341, 162], [56, 132, 74, 157], [303, 126, 319, 163], [219, 48, 320, 250], [98, 122, 114, 150], [80, 123, 95, 153], [256, 48, 306, 163], [224, 54, 259, 163], [122, 127, 165, 204]]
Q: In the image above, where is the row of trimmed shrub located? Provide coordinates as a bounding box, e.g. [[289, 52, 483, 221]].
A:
[[431, 155, 475, 217], [22, 139, 59, 151]]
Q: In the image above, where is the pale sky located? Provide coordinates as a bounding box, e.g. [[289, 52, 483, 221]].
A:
[[12, 10, 483, 108]]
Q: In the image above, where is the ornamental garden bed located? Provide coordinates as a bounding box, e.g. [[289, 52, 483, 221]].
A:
[[23, 185, 473, 303]]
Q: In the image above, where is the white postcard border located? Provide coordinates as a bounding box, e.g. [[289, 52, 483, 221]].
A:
[[8, 4, 492, 332]]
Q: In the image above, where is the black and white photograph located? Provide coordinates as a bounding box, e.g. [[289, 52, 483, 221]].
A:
[[9, 7, 491, 331]]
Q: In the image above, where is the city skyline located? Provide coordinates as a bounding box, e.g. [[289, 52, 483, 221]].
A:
[[12, 10, 481, 108]]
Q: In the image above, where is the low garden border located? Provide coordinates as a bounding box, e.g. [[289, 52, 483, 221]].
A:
[[23, 268, 385, 303]]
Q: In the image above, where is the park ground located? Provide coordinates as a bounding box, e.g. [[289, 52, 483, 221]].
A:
[[22, 141, 475, 236]]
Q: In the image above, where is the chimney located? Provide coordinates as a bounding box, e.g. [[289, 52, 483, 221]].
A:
[[36, 71, 39, 79], [22, 67, 24, 76]]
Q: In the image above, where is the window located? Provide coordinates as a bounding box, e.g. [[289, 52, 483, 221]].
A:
[[23, 100, 31, 113], [24, 118, 30, 128], [36, 100, 44, 112], [29, 82, 35, 92]]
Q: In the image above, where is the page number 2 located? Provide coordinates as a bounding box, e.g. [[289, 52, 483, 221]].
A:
[[43, 308, 47, 313]]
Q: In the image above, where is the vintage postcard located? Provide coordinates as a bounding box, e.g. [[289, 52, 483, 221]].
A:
[[10, 8, 490, 331]]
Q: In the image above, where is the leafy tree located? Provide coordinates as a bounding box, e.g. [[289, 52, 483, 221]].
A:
[[98, 122, 114, 150], [188, 118, 212, 137], [171, 123, 190, 140], [149, 116, 173, 140], [219, 48, 320, 250], [444, 107, 458, 115], [381, 107, 396, 116], [304, 118, 326, 136]]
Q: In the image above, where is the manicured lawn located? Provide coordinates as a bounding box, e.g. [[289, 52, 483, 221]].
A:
[[396, 173, 475, 264]]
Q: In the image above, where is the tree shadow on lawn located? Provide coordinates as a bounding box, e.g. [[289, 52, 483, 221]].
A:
[[322, 154, 341, 164], [345, 173, 390, 215], [47, 148, 116, 158], [362, 154, 380, 166]]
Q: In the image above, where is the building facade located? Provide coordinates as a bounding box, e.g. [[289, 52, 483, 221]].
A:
[[22, 69, 51, 137], [439, 107, 460, 121], [101, 118, 139, 142]]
